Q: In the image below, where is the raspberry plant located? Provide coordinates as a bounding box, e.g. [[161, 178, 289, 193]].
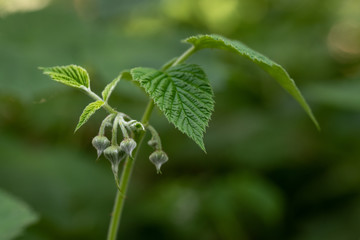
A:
[[40, 34, 319, 240]]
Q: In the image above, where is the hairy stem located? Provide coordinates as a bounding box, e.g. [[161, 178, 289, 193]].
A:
[[112, 170, 122, 192], [170, 45, 196, 68], [147, 125, 162, 149], [111, 115, 120, 145], [106, 45, 195, 239], [83, 87, 118, 114], [99, 114, 115, 135], [118, 117, 129, 138], [106, 100, 154, 240]]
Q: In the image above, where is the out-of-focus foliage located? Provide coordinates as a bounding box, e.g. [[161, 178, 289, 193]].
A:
[[0, 0, 360, 239], [0, 189, 38, 240]]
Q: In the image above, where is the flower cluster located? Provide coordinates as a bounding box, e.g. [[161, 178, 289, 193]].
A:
[[91, 113, 169, 190], [92, 113, 141, 178]]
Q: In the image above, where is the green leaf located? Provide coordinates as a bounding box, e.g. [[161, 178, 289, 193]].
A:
[[0, 189, 38, 240], [119, 70, 132, 81], [101, 70, 135, 101], [131, 64, 214, 152], [75, 100, 104, 132], [40, 64, 90, 89], [184, 34, 319, 130], [102, 75, 121, 102]]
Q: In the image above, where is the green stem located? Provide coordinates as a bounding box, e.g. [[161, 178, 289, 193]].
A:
[[111, 115, 120, 145], [141, 100, 155, 125], [112, 170, 122, 192], [99, 114, 115, 136], [83, 87, 117, 114], [106, 100, 154, 240], [106, 44, 195, 239], [118, 117, 129, 138], [147, 125, 162, 149], [170, 45, 196, 68]]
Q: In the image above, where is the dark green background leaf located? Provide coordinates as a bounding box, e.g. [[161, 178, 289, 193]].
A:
[[0, 189, 38, 240]]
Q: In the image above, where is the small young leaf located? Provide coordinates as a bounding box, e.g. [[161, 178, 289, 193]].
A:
[[40, 64, 90, 89], [131, 64, 214, 152], [184, 34, 319, 129], [102, 75, 120, 102], [75, 100, 104, 132]]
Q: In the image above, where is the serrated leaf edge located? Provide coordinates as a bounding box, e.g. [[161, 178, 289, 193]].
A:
[[131, 64, 214, 152], [39, 64, 90, 89], [75, 100, 104, 132], [184, 34, 320, 130], [102, 75, 121, 102]]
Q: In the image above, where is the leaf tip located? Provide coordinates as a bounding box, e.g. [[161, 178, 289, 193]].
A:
[[313, 118, 321, 132], [202, 147, 207, 154], [74, 125, 80, 133], [304, 105, 320, 131], [196, 139, 207, 153], [38, 66, 48, 74]]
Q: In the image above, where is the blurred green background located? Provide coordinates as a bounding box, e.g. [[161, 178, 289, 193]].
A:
[[1, 0, 360, 239]]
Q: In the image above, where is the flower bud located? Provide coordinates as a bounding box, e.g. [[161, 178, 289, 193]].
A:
[[149, 150, 168, 174], [92, 136, 110, 159], [104, 145, 126, 175], [103, 146, 124, 163], [120, 138, 137, 157]]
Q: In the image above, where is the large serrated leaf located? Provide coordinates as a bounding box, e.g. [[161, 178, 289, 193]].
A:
[[131, 64, 214, 152], [0, 189, 38, 240], [40, 64, 90, 89], [185, 34, 319, 129], [75, 100, 104, 132]]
